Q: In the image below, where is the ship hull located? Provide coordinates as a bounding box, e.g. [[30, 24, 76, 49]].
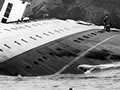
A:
[[0, 28, 120, 76]]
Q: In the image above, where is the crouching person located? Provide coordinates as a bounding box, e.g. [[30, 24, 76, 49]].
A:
[[103, 15, 111, 32]]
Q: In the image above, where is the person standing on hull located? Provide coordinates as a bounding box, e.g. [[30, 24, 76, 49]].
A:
[[103, 15, 111, 32]]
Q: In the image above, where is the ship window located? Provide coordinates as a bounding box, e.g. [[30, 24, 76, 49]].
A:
[[55, 30, 60, 33], [78, 38, 85, 41], [4, 44, 11, 49], [43, 33, 49, 36], [0, 49, 3, 52], [38, 59, 44, 62], [73, 40, 81, 43], [33, 61, 39, 65], [59, 29, 64, 31], [1, 18, 7, 23], [48, 32, 54, 34], [21, 39, 28, 43], [91, 33, 97, 35], [30, 36, 36, 40], [64, 28, 69, 30], [25, 25, 31, 28], [26, 65, 31, 70], [4, 29, 11, 31], [83, 35, 89, 38], [19, 26, 25, 29], [11, 28, 17, 30], [32, 24, 37, 26], [37, 23, 41, 25], [6, 8, 11, 13], [4, 12, 9, 18], [7, 3, 13, 8], [49, 53, 54, 56], [14, 41, 21, 45], [3, 3, 13, 19], [87, 34, 93, 37], [36, 35, 42, 38], [42, 56, 48, 60]]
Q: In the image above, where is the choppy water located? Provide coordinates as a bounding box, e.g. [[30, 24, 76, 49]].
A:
[[1, 62, 120, 90]]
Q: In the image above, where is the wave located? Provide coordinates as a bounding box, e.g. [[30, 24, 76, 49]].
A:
[[0, 62, 120, 81], [77, 62, 120, 74]]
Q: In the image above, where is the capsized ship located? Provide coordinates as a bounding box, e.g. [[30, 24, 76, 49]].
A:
[[0, 0, 120, 76]]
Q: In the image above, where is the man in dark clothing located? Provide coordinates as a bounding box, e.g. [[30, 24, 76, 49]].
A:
[[103, 15, 111, 32]]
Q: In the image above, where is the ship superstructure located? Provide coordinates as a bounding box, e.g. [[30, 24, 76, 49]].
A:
[[0, 0, 28, 23], [0, 0, 120, 76]]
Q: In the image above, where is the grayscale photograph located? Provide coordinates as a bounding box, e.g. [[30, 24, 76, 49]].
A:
[[0, 0, 120, 90]]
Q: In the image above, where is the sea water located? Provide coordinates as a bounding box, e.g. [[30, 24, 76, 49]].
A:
[[1, 62, 120, 90]]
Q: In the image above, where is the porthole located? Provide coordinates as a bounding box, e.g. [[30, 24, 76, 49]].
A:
[[33, 61, 39, 65], [87, 34, 93, 37], [21, 39, 28, 43], [42, 56, 48, 60], [64, 28, 69, 30], [14, 41, 21, 45], [38, 59, 44, 62], [26, 65, 31, 70], [43, 33, 49, 36], [30, 36, 36, 40], [32, 24, 37, 26], [59, 29, 64, 31], [36, 35, 42, 38], [78, 38, 83, 40], [73, 40, 81, 43], [91, 33, 97, 35], [37, 23, 41, 25], [48, 32, 54, 34], [4, 29, 11, 31], [54, 30, 60, 33], [0, 49, 3, 52], [49, 52, 54, 56], [83, 35, 89, 38], [19, 26, 25, 29], [56, 48, 61, 51], [4, 44, 11, 49], [25, 25, 31, 28], [11, 28, 17, 30]]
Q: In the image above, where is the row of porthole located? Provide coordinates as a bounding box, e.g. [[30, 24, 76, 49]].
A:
[[3, 23, 43, 32], [25, 58, 46, 71], [3, 26, 69, 34], [73, 31, 99, 43], [0, 28, 71, 52], [13, 31, 101, 76], [3, 20, 69, 32], [14, 55, 48, 75]]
